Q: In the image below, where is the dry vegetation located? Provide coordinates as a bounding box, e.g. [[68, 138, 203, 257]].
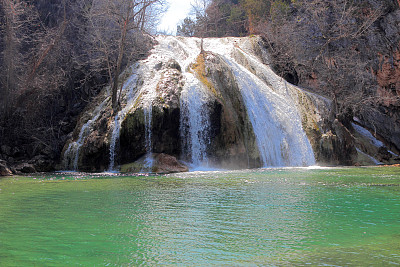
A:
[[0, 0, 163, 167]]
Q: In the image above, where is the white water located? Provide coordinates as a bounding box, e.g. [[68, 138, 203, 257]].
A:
[[108, 59, 160, 171], [64, 99, 108, 171], [155, 36, 213, 168], [70, 35, 316, 170], [203, 37, 315, 167], [143, 92, 155, 168], [356, 148, 381, 165], [159, 36, 315, 167], [180, 74, 211, 167], [108, 66, 141, 171]]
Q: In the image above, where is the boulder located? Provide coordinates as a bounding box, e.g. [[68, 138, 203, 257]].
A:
[[15, 163, 36, 173], [0, 160, 12, 176], [121, 153, 189, 174], [153, 153, 189, 173], [29, 155, 56, 172]]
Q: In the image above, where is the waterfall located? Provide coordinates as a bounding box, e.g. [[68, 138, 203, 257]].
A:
[[227, 58, 315, 166], [63, 99, 108, 171], [143, 98, 154, 168], [108, 113, 121, 172], [156, 36, 213, 169], [203, 37, 315, 167], [67, 35, 317, 172], [107, 54, 160, 171], [180, 74, 211, 168], [108, 69, 141, 171]]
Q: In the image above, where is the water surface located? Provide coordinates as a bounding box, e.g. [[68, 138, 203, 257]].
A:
[[0, 167, 399, 265]]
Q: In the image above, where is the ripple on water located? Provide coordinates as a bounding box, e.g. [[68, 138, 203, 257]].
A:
[[0, 167, 399, 265]]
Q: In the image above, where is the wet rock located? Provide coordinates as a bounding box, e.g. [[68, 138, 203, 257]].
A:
[[318, 119, 358, 166], [0, 160, 12, 176], [121, 153, 188, 173], [29, 155, 56, 172], [153, 153, 189, 173], [78, 130, 110, 172], [15, 163, 36, 173]]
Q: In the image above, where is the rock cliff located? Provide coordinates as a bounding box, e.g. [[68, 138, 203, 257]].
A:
[[61, 35, 400, 172]]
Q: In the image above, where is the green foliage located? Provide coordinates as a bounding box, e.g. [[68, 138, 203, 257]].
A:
[[177, 17, 196, 37], [270, 0, 290, 22]]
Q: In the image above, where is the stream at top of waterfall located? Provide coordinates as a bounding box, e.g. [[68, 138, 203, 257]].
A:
[[1, 166, 400, 266]]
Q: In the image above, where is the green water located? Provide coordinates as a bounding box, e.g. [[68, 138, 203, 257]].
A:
[[0, 167, 400, 266]]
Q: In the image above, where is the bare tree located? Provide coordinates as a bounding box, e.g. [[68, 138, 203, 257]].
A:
[[0, 0, 71, 108], [191, 0, 211, 53], [0, 0, 38, 113], [83, 0, 164, 112], [260, 0, 383, 117]]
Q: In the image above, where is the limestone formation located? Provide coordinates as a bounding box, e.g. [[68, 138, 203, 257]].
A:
[[61, 35, 400, 172]]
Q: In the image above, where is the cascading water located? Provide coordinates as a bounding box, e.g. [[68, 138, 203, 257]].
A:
[[107, 59, 160, 171], [180, 74, 211, 167], [202, 37, 315, 167], [156, 36, 213, 169], [114, 35, 314, 169], [63, 99, 108, 171], [108, 68, 140, 172], [67, 35, 317, 172], [225, 58, 314, 166], [143, 98, 154, 167]]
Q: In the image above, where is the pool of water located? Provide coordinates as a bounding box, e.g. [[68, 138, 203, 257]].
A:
[[0, 167, 399, 266]]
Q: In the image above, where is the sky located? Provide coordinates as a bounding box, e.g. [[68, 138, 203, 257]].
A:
[[157, 0, 196, 35]]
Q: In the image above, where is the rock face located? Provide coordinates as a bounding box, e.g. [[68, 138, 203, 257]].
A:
[[318, 120, 358, 166], [0, 160, 12, 176], [15, 163, 36, 174], [120, 61, 184, 165], [62, 35, 400, 172], [194, 52, 262, 168]]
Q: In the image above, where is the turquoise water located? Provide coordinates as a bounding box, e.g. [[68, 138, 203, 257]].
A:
[[0, 167, 399, 266]]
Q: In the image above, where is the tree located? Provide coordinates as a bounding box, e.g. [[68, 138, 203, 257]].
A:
[[259, 0, 383, 117], [83, 0, 164, 112], [192, 0, 211, 53], [0, 0, 69, 114], [177, 17, 196, 37], [0, 0, 37, 114]]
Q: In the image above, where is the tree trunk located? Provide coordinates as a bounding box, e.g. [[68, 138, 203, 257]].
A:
[[111, 14, 129, 112]]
